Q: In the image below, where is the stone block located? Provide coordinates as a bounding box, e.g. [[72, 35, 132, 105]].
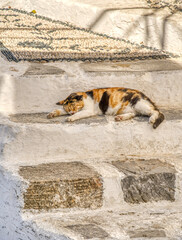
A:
[[128, 229, 166, 238], [19, 162, 103, 210], [24, 64, 65, 76], [112, 159, 176, 203], [66, 224, 109, 239]]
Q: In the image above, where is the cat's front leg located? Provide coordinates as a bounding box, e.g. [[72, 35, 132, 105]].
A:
[[66, 110, 95, 122], [47, 107, 67, 119], [115, 113, 135, 121]]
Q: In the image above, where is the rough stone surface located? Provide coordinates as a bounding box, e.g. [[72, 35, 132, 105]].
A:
[[19, 162, 103, 210], [24, 64, 65, 76], [112, 159, 176, 203], [34, 208, 182, 239], [66, 224, 109, 239], [128, 229, 166, 238], [82, 59, 182, 72]]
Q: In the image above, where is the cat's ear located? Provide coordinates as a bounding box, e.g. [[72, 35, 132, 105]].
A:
[[75, 95, 83, 101], [56, 100, 64, 105]]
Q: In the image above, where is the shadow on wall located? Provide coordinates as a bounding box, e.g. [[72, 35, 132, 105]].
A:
[[88, 4, 182, 51]]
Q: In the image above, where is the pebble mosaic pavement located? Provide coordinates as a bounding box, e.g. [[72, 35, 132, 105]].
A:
[[0, 8, 179, 62]]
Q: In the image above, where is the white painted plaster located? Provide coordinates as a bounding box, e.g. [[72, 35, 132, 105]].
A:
[[95, 8, 182, 55], [87, 162, 125, 208], [0, 116, 181, 167]]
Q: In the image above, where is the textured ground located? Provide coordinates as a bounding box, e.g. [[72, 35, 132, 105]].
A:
[[0, 8, 176, 62]]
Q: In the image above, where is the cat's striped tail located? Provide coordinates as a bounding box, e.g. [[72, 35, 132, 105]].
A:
[[150, 110, 165, 129], [153, 112, 165, 129]]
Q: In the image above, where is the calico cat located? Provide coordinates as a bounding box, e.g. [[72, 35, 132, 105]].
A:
[[47, 87, 164, 129]]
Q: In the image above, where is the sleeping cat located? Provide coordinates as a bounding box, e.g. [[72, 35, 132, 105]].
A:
[[47, 87, 164, 129]]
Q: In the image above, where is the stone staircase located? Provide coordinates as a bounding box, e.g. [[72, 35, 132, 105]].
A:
[[0, 55, 182, 239], [0, 3, 182, 239]]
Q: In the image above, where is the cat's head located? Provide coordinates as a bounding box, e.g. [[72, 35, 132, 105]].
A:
[[56, 93, 84, 115]]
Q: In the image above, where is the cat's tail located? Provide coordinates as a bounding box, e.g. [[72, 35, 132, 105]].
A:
[[149, 110, 165, 129]]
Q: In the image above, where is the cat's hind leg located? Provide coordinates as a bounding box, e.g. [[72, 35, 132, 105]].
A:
[[47, 108, 67, 119], [134, 99, 164, 128], [115, 113, 135, 121]]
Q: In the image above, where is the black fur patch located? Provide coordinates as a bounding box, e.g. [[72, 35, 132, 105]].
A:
[[75, 95, 83, 101], [68, 93, 77, 98], [123, 92, 134, 102], [98, 87, 109, 89], [131, 96, 140, 106], [86, 91, 94, 99], [118, 88, 129, 92], [99, 91, 110, 114]]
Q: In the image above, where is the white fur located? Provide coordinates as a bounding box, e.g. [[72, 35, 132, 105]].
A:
[[66, 110, 95, 121], [123, 105, 136, 115], [149, 110, 159, 124], [134, 99, 153, 115], [66, 96, 96, 121]]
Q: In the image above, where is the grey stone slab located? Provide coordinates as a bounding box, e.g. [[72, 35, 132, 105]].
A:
[[128, 229, 166, 238], [112, 159, 176, 203], [81, 59, 182, 73], [10, 113, 107, 124], [9, 109, 182, 125], [112, 159, 176, 176], [24, 64, 65, 76], [66, 224, 109, 239], [19, 162, 100, 181]]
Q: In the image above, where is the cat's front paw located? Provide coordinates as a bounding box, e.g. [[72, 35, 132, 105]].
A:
[[66, 116, 75, 122], [115, 115, 123, 121], [47, 110, 61, 119], [47, 112, 54, 119]]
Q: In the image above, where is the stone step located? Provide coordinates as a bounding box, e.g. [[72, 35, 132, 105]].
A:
[[1, 156, 182, 239], [1, 109, 182, 165], [28, 207, 182, 239], [18, 158, 180, 211], [1, 58, 182, 114]]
